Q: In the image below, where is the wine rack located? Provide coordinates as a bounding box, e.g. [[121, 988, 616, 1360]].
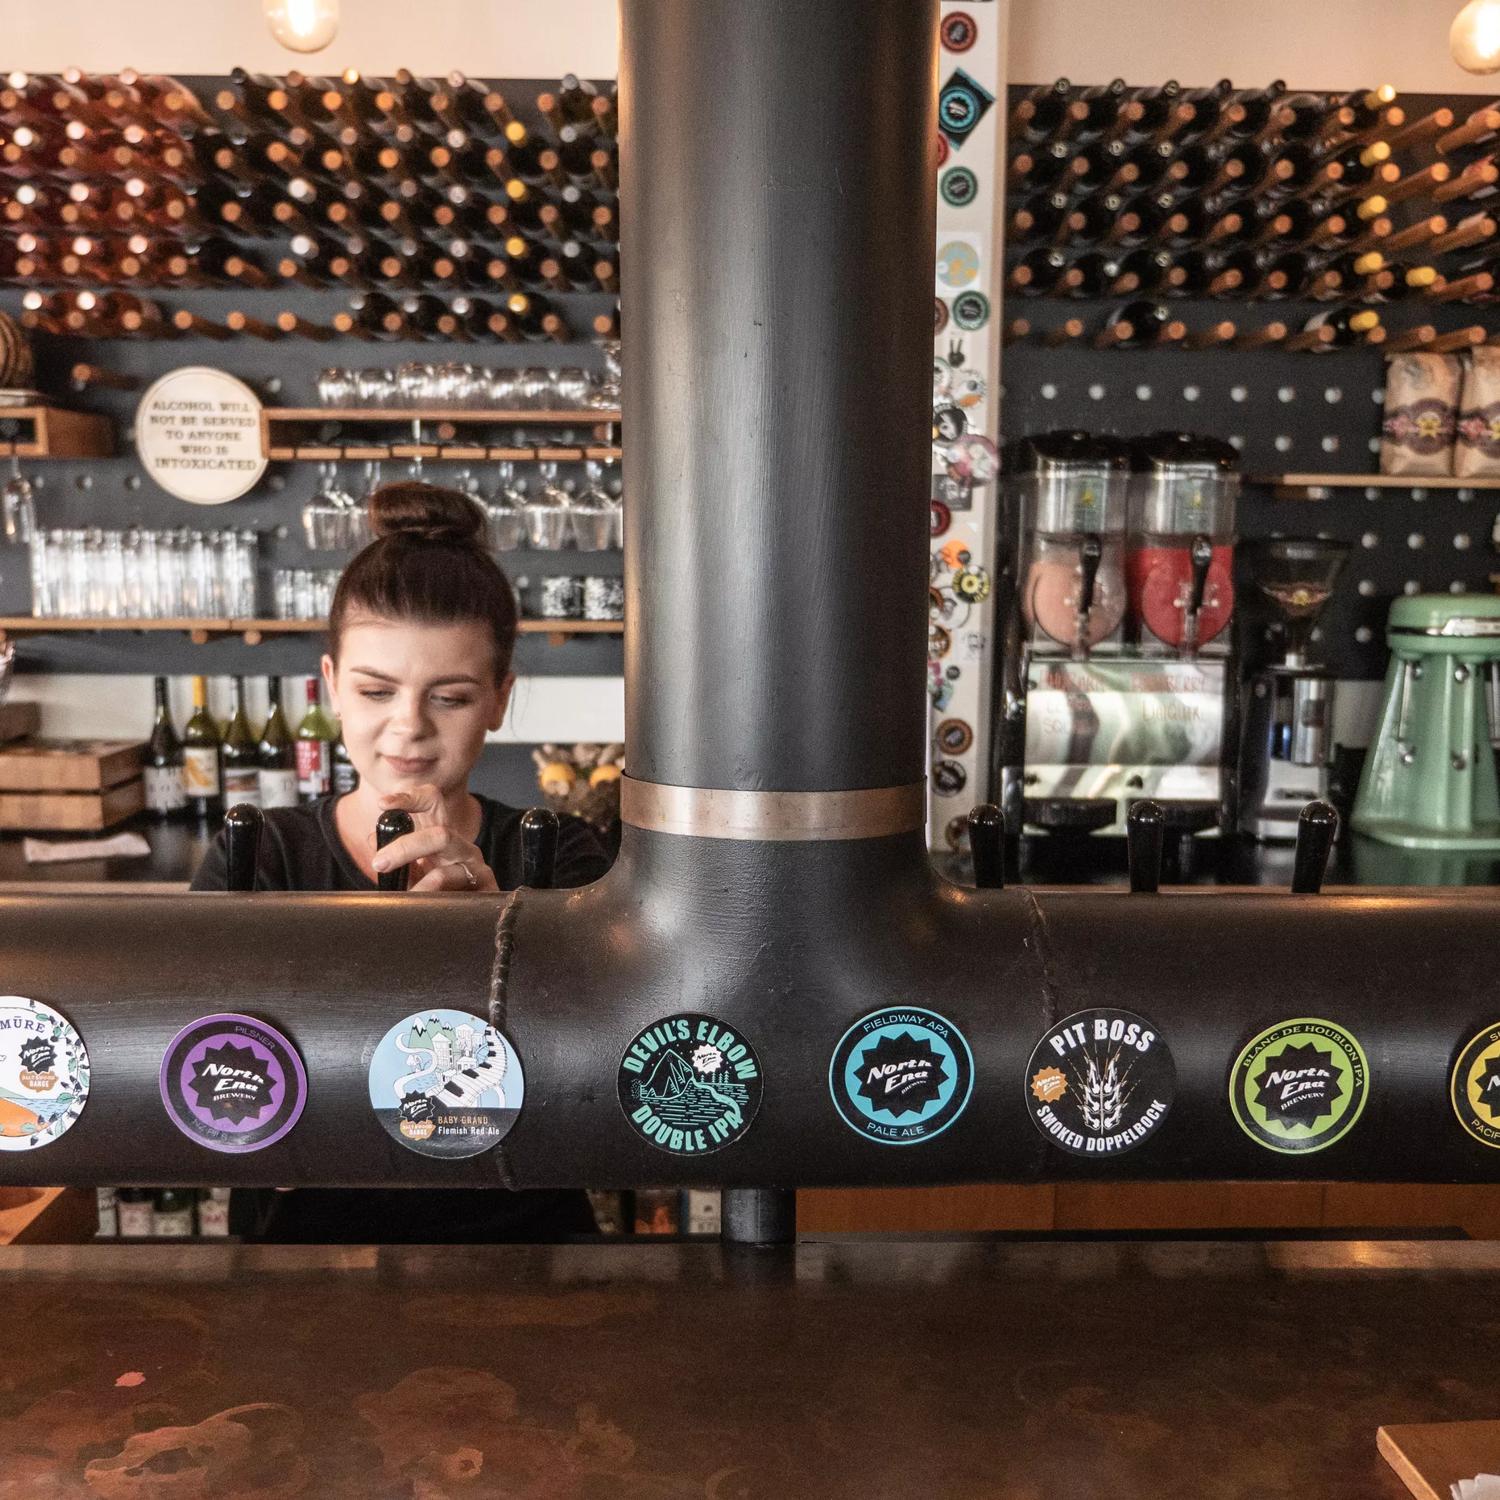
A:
[[0, 404, 112, 457], [1002, 83, 1500, 685]]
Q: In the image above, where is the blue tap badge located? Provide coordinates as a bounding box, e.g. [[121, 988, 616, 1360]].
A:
[[829, 1007, 974, 1145]]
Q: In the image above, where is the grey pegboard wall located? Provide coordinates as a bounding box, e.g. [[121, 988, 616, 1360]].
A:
[[1002, 88, 1500, 680], [0, 76, 622, 686]]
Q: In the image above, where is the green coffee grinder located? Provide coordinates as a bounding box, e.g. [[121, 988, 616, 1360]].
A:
[[1352, 593, 1500, 849]]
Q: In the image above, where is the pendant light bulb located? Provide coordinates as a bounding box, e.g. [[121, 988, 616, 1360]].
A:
[[1451, 0, 1500, 74], [263, 0, 340, 54]]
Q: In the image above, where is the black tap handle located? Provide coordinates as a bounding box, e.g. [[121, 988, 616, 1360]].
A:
[[1187, 533, 1213, 618], [223, 804, 263, 893], [375, 809, 415, 892], [1291, 799, 1338, 895], [1078, 531, 1102, 616], [1126, 799, 1164, 894], [967, 802, 1004, 890], [521, 806, 560, 889]]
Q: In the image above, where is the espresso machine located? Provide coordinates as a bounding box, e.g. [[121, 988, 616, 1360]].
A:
[[1238, 538, 1349, 841], [999, 431, 1239, 840]]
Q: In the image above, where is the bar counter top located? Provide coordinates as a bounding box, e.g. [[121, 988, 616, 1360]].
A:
[[0, 1236, 1492, 1497]]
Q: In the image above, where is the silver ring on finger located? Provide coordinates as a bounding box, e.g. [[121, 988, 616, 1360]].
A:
[[460, 861, 479, 889]]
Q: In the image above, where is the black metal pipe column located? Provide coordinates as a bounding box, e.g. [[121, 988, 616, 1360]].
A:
[[621, 0, 938, 795], [619, 0, 939, 1246]]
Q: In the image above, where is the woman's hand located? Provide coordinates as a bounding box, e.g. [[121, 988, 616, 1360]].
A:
[[369, 785, 499, 893]]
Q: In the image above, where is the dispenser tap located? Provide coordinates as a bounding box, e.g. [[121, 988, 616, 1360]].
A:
[[1126, 799, 1164, 893], [1074, 531, 1103, 660], [966, 802, 1005, 890], [521, 806, 561, 889], [375, 809, 415, 892], [1291, 799, 1338, 894], [1181, 533, 1214, 659], [223, 804, 263, 893]]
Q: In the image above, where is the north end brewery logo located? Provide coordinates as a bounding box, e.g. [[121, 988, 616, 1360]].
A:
[[1229, 1017, 1368, 1155], [1025, 1008, 1175, 1157], [1451, 1021, 1500, 1150], [17, 1036, 56, 1092], [188, 1042, 275, 1125], [829, 1007, 974, 1145], [618, 1013, 762, 1156]]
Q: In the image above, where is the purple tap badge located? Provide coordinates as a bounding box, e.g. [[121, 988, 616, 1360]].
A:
[[159, 1013, 307, 1154]]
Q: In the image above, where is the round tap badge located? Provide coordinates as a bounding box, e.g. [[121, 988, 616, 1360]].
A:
[[1229, 1017, 1369, 1155], [369, 1009, 524, 1159], [1451, 1021, 1500, 1149], [830, 1007, 974, 1145], [0, 997, 89, 1151], [159, 1013, 306, 1154], [1025, 1008, 1175, 1157], [619, 1013, 762, 1156]]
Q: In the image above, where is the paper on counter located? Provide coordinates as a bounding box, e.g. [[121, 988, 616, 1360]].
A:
[[1452, 1475, 1500, 1500], [23, 832, 152, 864]]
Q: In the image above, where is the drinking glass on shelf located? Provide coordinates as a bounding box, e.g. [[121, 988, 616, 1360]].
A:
[[554, 368, 591, 408], [525, 462, 572, 551], [273, 568, 294, 621], [2, 458, 34, 546], [317, 367, 355, 407], [484, 368, 521, 408], [27, 531, 55, 617]]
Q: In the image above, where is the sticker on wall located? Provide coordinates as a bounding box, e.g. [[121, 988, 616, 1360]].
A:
[[1451, 1021, 1500, 1148], [938, 68, 995, 149], [619, 1013, 762, 1156], [932, 758, 967, 796], [940, 11, 979, 52], [0, 996, 89, 1151], [160, 1012, 306, 1155], [940, 165, 980, 208], [829, 1007, 974, 1145], [937, 237, 981, 289], [368, 1009, 522, 1159], [936, 132, 950, 169], [934, 404, 968, 443], [1025, 1008, 1175, 1157], [934, 296, 950, 335], [952, 290, 991, 331], [1228, 1017, 1368, 1155], [936, 717, 975, 755]]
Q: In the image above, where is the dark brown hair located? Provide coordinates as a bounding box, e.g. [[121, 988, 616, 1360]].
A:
[[328, 482, 518, 678]]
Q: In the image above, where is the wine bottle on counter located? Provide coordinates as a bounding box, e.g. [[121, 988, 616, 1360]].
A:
[[295, 676, 336, 803], [182, 675, 222, 824], [258, 678, 299, 810], [332, 732, 359, 795], [222, 675, 261, 810], [145, 675, 186, 822]]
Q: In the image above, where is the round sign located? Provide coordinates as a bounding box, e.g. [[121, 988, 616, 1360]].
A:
[[829, 1007, 974, 1146], [941, 11, 979, 51], [368, 1008, 524, 1159], [941, 166, 980, 207], [1228, 1017, 1369, 1155], [618, 1013, 762, 1156], [159, 1012, 306, 1154], [0, 997, 89, 1151], [1452, 1021, 1500, 1148], [135, 366, 267, 504], [1025, 1008, 1176, 1157]]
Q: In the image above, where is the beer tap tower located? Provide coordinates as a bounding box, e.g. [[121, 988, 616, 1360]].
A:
[[4, 1, 1500, 1232]]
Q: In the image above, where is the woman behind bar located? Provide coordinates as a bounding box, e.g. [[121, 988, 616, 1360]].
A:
[[192, 482, 609, 1242]]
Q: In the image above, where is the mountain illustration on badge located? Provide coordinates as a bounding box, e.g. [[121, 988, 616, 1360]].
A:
[[1451, 1021, 1500, 1149], [830, 1007, 974, 1145], [1024, 1008, 1175, 1157], [369, 1008, 525, 1160], [618, 1013, 762, 1156], [159, 1013, 306, 1155], [1229, 1017, 1368, 1155], [0, 996, 90, 1152]]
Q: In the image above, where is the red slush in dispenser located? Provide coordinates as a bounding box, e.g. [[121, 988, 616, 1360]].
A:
[[1127, 433, 1239, 657], [1014, 431, 1130, 661]]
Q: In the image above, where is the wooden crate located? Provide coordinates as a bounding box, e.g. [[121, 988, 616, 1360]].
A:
[[0, 738, 143, 792], [0, 702, 39, 744], [0, 778, 144, 830]]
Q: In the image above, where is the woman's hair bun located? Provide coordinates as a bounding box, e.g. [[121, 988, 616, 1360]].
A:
[[368, 482, 485, 546]]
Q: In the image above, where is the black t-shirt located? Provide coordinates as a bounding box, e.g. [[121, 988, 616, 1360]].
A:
[[190, 793, 611, 892], [190, 794, 611, 1245]]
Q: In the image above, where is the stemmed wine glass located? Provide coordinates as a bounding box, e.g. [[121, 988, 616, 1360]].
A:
[[2, 457, 34, 545]]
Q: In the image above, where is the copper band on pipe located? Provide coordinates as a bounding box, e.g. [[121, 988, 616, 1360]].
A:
[[620, 778, 927, 841]]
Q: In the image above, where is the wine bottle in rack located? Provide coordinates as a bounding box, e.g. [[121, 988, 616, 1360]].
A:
[[1285, 307, 1382, 350], [1007, 247, 1084, 295], [1097, 300, 1186, 349], [1009, 79, 1073, 140], [1112, 246, 1186, 295]]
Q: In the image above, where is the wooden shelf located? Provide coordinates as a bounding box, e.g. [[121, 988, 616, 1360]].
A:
[[0, 405, 113, 459], [262, 405, 620, 462], [1253, 473, 1500, 500], [0, 616, 622, 646]]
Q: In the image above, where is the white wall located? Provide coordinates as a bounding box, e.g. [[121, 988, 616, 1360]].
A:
[[0, 0, 1484, 94], [0, 0, 619, 76], [1008, 0, 1487, 93]]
